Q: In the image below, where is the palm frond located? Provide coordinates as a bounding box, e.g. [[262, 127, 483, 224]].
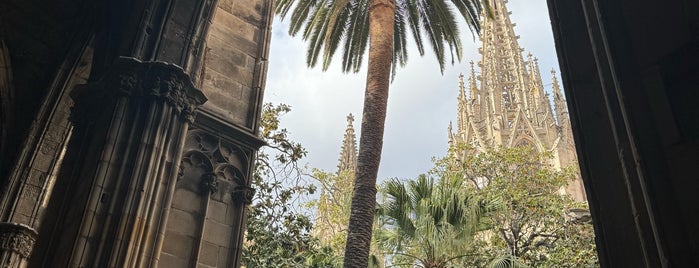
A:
[[488, 255, 529, 268], [304, 5, 331, 67], [321, 0, 351, 70], [289, 0, 318, 36], [276, 0, 487, 75], [340, 0, 369, 73]]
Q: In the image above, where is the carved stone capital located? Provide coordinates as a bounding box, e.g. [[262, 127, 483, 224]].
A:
[[70, 57, 207, 124], [0, 222, 38, 259], [232, 186, 255, 205]]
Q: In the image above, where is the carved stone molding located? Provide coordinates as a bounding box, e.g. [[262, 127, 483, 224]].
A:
[[70, 57, 207, 124], [0, 222, 38, 259]]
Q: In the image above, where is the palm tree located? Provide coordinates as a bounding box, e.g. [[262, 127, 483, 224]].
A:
[[274, 0, 488, 266], [375, 175, 497, 268]]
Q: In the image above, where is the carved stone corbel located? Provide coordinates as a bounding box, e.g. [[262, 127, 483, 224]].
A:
[[232, 186, 256, 205], [199, 173, 219, 195]]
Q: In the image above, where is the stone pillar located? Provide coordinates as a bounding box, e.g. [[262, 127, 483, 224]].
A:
[[0, 223, 37, 268], [37, 57, 206, 267]]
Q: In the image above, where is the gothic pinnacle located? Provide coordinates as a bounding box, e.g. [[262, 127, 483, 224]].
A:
[[458, 73, 467, 101], [337, 113, 358, 173], [468, 61, 479, 100]]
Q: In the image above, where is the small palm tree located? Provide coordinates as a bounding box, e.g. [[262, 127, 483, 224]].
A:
[[274, 0, 489, 266], [375, 175, 498, 268]]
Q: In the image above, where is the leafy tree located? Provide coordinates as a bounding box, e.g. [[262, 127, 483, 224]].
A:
[[375, 174, 499, 268], [242, 103, 342, 267], [311, 169, 355, 255], [273, 0, 489, 265], [441, 145, 598, 267], [311, 168, 384, 267]]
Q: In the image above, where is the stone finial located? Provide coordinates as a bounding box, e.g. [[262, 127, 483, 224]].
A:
[[551, 69, 563, 101], [468, 61, 479, 99], [458, 73, 466, 101]]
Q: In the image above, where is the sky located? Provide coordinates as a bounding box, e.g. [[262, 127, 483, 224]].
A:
[[264, 0, 561, 181]]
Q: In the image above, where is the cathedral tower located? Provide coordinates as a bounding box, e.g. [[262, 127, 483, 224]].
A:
[[448, 0, 586, 201]]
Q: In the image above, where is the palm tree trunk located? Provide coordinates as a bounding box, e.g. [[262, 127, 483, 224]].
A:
[[343, 0, 395, 267]]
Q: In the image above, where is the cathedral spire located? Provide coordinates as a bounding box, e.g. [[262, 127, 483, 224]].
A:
[[449, 0, 584, 201], [337, 113, 358, 173], [457, 73, 468, 134], [478, 0, 529, 126], [551, 70, 572, 142]]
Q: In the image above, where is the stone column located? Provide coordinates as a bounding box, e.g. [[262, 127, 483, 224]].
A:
[[37, 57, 206, 267], [0, 223, 37, 268]]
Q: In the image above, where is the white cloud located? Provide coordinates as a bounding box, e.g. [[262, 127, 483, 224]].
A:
[[265, 0, 561, 180]]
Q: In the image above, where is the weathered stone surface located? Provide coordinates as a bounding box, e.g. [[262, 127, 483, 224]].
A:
[[206, 36, 253, 69], [205, 56, 253, 87], [202, 220, 231, 247], [208, 200, 228, 224], [159, 253, 190, 268], [212, 7, 260, 42], [201, 79, 249, 127], [208, 23, 258, 58], [14, 185, 40, 218], [198, 241, 219, 266], [26, 169, 45, 188], [199, 1, 269, 131], [167, 208, 200, 237], [162, 231, 195, 259], [172, 188, 204, 213], [217, 245, 229, 267], [230, 0, 266, 25]]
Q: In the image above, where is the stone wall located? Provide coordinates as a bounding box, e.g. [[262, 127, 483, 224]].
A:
[[158, 1, 272, 267], [200, 0, 270, 131]]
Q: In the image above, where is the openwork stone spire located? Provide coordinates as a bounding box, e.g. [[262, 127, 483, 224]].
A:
[[449, 0, 585, 201], [453, 0, 558, 150], [337, 113, 358, 173]]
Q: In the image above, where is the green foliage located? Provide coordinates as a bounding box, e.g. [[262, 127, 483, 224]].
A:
[[242, 103, 341, 267], [438, 145, 599, 267], [311, 168, 385, 267], [375, 174, 500, 268], [310, 169, 355, 255]]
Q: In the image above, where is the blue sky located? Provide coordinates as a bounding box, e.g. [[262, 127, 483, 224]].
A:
[[264, 0, 561, 181]]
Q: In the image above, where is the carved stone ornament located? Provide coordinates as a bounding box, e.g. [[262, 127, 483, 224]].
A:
[[199, 173, 219, 195], [70, 57, 207, 123], [181, 129, 251, 199], [0, 222, 38, 259], [232, 185, 256, 205]]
